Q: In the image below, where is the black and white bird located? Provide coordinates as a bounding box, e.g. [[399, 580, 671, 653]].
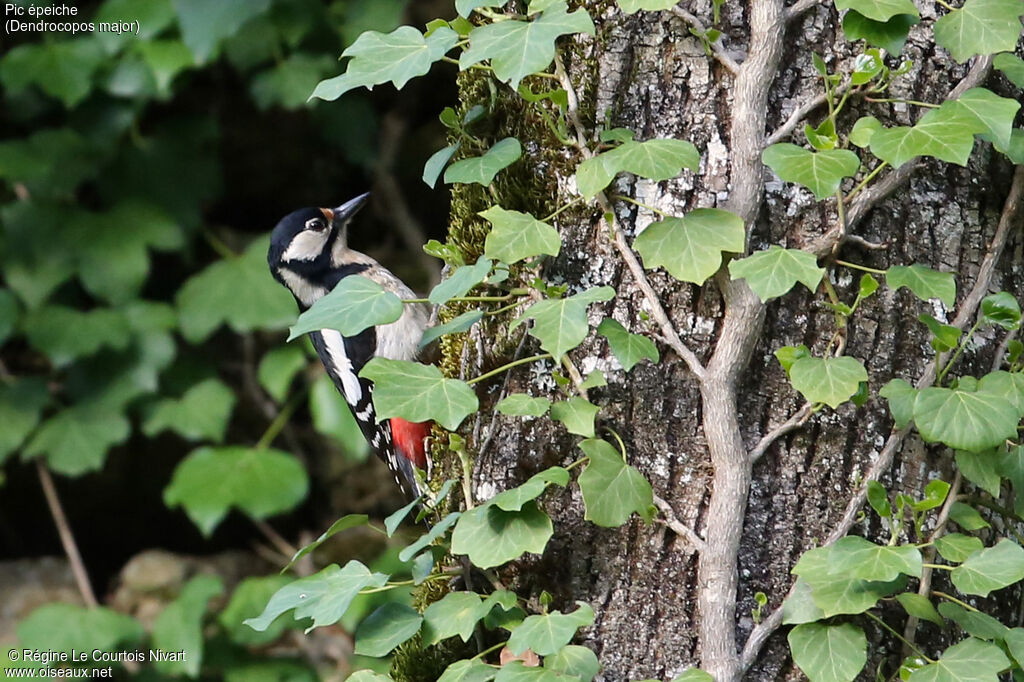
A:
[[267, 193, 432, 498]]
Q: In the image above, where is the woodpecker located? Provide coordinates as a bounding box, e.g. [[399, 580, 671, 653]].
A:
[[267, 193, 432, 498]]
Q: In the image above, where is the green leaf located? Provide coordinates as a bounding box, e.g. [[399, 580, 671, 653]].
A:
[[579, 370, 606, 390], [671, 672, 714, 682], [869, 106, 982, 168], [347, 672, 395, 682], [385, 497, 422, 537], [490, 467, 570, 512], [826, 536, 922, 581], [886, 265, 956, 307], [424, 144, 460, 188], [551, 398, 600, 438], [617, 0, 678, 12], [286, 514, 370, 571], [897, 593, 944, 626], [955, 450, 1003, 498], [577, 439, 655, 527], [243, 561, 389, 632], [311, 25, 458, 100], [398, 511, 461, 562], [460, 3, 595, 88], [0, 289, 16, 345], [761, 144, 861, 199], [143, 378, 237, 443], [0, 39, 106, 107], [947, 88, 1021, 150], [176, 237, 296, 343], [782, 578, 827, 625], [310, 374, 369, 461], [576, 138, 699, 198], [422, 592, 489, 645], [936, 533, 985, 563], [152, 575, 224, 676], [545, 645, 600, 682], [849, 116, 884, 147], [834, 0, 918, 21], [173, 0, 271, 63], [438, 659, 499, 682], [937, 603, 1009, 641], [250, 54, 334, 110], [775, 345, 812, 375], [451, 501, 554, 569], [507, 603, 595, 656], [163, 446, 309, 537], [354, 603, 423, 657], [360, 358, 479, 431], [919, 313, 962, 352], [22, 305, 130, 367], [497, 394, 553, 417], [514, 287, 615, 361], [421, 310, 484, 347], [596, 319, 659, 371], [429, 259, 493, 305], [0, 378, 49, 463], [289, 276, 403, 340], [135, 40, 195, 96], [481, 206, 562, 264], [23, 406, 130, 476], [995, 53, 1024, 89], [912, 386, 1019, 452], [788, 356, 868, 409], [906, 637, 1009, 682], [792, 545, 906, 616], [1005, 628, 1024, 666], [842, 12, 919, 53], [914, 479, 952, 512], [1000, 445, 1024, 515], [456, 0, 510, 17], [219, 575, 302, 646], [934, 0, 1024, 63], [978, 371, 1024, 416], [980, 291, 1021, 329], [788, 622, 867, 682], [951, 539, 1024, 597], [866, 480, 892, 518], [633, 208, 744, 285], [258, 345, 308, 403], [728, 246, 825, 302], [445, 138, 523, 186], [17, 604, 142, 656], [949, 501, 991, 531]]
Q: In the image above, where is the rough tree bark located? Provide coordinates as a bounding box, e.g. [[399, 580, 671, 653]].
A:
[[444, 1, 1022, 680]]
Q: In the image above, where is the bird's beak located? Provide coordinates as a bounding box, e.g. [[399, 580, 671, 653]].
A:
[[333, 192, 371, 223]]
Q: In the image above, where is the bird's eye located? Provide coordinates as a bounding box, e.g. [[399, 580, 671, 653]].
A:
[[305, 218, 327, 232]]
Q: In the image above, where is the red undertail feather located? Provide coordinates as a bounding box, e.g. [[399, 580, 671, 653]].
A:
[[389, 418, 432, 470]]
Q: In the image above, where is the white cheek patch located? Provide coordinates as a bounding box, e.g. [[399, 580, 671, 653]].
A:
[[320, 330, 363, 403], [283, 230, 329, 262], [277, 269, 328, 308]]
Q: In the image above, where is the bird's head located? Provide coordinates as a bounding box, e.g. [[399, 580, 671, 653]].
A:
[[267, 193, 370, 305]]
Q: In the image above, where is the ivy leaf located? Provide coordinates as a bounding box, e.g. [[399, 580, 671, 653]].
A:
[[577, 438, 654, 527], [919, 313, 962, 352], [451, 501, 554, 569], [219, 576, 301, 646], [0, 289, 15, 345], [309, 374, 369, 461], [289, 276, 403, 340], [947, 88, 1021, 150], [951, 539, 1024, 597], [173, 0, 271, 63], [497, 394, 552, 417], [934, 0, 1024, 63], [848, 116, 883, 147], [788, 356, 869, 409], [617, 0, 678, 12], [360, 359, 479, 431], [142, 378, 237, 443], [438, 659, 499, 682], [163, 446, 309, 537], [445, 138, 523, 186], [1000, 445, 1024, 516], [761, 143, 861, 199], [955, 450, 1003, 498], [176, 237, 295, 343], [506, 603, 595, 656], [671, 671, 714, 682], [354, 603, 423, 657], [285, 514, 370, 571], [456, 0, 510, 17], [935, 533, 985, 563], [788, 622, 867, 682], [912, 386, 1019, 452], [596, 319, 659, 371], [949, 501, 991, 531], [545, 645, 600, 682], [896, 593, 944, 627], [728, 246, 825, 302], [22, 305, 130, 367], [420, 310, 484, 347], [422, 592, 489, 645], [782, 579, 827, 625], [0, 378, 49, 463], [834, 0, 918, 21], [576, 139, 699, 198], [311, 26, 458, 100], [551, 398, 600, 438], [937, 603, 1009, 641], [151, 575, 224, 677], [23, 406, 130, 476], [514, 287, 616, 361], [633, 208, 745, 285], [398, 511, 461, 562], [869, 106, 982, 168], [424, 143, 460, 188], [460, 3, 595, 89], [792, 545, 906, 616], [0, 39, 106, 108], [16, 604, 143, 657], [429, 259, 493, 305], [490, 467, 570, 512], [906, 637, 1008, 682], [885, 265, 956, 307], [481, 206, 562, 264], [842, 12, 919, 53], [258, 345, 308, 403], [243, 561, 389, 632], [995, 53, 1024, 89], [980, 291, 1021, 329], [826, 536, 922, 581]]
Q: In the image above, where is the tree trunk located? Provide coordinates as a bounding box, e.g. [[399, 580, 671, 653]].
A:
[[446, 1, 1020, 680]]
